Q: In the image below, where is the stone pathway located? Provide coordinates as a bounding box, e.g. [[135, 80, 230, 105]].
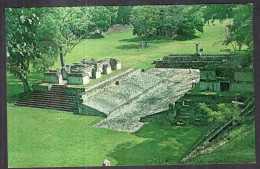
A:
[[94, 68, 200, 132]]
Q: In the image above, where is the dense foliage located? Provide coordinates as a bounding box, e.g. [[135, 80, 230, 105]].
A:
[[199, 103, 241, 123], [130, 5, 204, 46], [6, 8, 60, 92]]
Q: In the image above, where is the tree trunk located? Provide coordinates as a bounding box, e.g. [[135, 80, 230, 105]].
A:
[[141, 40, 144, 49], [59, 46, 66, 67], [238, 45, 242, 52], [145, 36, 148, 47], [21, 74, 31, 93]]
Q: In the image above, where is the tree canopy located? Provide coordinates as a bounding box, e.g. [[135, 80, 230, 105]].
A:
[[6, 8, 60, 92], [203, 4, 253, 54], [130, 5, 204, 47]]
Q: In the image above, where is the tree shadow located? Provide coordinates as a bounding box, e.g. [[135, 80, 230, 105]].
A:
[[116, 44, 140, 50], [107, 123, 206, 166], [119, 36, 142, 43], [88, 33, 105, 39], [174, 35, 200, 41]]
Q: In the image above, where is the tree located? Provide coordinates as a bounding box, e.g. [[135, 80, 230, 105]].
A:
[[117, 6, 132, 24], [130, 5, 204, 46], [222, 4, 253, 53], [203, 4, 253, 54], [106, 6, 119, 25], [202, 4, 234, 24], [177, 5, 204, 39], [130, 6, 160, 47], [156, 5, 184, 39], [88, 7, 112, 35], [32, 9, 61, 72], [55, 7, 92, 67], [6, 8, 58, 93]]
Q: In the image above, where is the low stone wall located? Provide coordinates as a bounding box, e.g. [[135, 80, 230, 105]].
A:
[[230, 83, 254, 93], [234, 72, 254, 82], [32, 84, 51, 92], [154, 55, 232, 69], [78, 104, 107, 117], [66, 87, 86, 95]]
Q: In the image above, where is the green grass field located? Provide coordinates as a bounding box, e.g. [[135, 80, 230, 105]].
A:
[[8, 104, 205, 167], [7, 20, 253, 167]]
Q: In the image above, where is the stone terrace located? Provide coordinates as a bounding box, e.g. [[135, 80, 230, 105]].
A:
[[85, 68, 200, 132], [82, 69, 162, 116]]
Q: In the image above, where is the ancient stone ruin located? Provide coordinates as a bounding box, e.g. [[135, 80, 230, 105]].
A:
[[15, 44, 254, 132], [141, 48, 254, 126], [44, 58, 121, 85]]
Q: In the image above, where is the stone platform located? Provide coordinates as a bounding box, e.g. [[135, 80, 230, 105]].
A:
[[80, 68, 200, 132]]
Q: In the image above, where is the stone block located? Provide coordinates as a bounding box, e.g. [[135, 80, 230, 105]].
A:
[[94, 63, 103, 73], [67, 73, 90, 85], [103, 64, 112, 74], [44, 71, 63, 84], [110, 58, 122, 70], [82, 58, 96, 64], [91, 69, 102, 79]]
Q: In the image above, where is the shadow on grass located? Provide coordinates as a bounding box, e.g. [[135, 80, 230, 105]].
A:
[[119, 36, 170, 44], [174, 35, 200, 41], [7, 71, 43, 103], [107, 123, 206, 166], [119, 36, 142, 42], [116, 44, 140, 50]]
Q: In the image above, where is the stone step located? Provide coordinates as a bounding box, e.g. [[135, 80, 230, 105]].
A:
[[15, 102, 74, 110], [20, 97, 77, 104], [15, 104, 73, 112], [15, 99, 76, 105], [16, 100, 77, 106]]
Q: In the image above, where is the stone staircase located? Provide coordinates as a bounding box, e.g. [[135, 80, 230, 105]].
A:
[[14, 85, 77, 112]]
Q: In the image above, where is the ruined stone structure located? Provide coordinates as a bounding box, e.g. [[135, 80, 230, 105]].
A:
[[44, 58, 121, 85], [15, 48, 254, 131], [141, 52, 254, 126], [15, 65, 200, 132], [200, 66, 254, 93], [153, 53, 254, 93], [153, 54, 231, 69]]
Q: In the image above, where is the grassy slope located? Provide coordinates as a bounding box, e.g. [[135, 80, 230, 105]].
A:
[[185, 121, 255, 164], [7, 20, 251, 167]]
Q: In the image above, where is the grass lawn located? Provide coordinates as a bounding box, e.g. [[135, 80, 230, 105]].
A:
[[8, 104, 206, 167], [7, 19, 252, 167]]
